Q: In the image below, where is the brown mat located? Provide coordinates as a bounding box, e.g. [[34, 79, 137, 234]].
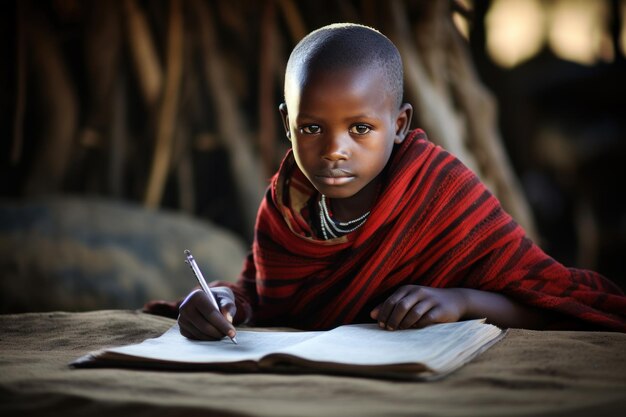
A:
[[1, 310, 625, 416]]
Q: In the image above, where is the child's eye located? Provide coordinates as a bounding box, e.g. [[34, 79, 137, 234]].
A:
[[349, 124, 371, 135], [301, 125, 321, 134]]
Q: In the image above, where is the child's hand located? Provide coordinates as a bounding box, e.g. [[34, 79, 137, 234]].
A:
[[370, 285, 466, 330], [178, 287, 237, 341]]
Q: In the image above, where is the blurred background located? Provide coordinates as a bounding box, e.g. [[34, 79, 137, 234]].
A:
[[1, 0, 625, 313]]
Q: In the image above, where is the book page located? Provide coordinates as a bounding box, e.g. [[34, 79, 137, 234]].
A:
[[97, 319, 502, 378], [107, 326, 323, 363], [272, 319, 501, 372]]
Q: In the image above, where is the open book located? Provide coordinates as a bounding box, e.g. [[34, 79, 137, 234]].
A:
[[72, 319, 504, 380]]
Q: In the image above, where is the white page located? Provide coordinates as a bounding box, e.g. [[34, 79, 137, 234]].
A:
[[104, 319, 501, 373], [272, 319, 500, 370], [390, 320, 494, 364], [421, 323, 502, 372], [108, 326, 323, 363]]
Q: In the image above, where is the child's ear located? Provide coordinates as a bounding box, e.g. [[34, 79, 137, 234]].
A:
[[393, 103, 413, 144], [278, 103, 291, 141]]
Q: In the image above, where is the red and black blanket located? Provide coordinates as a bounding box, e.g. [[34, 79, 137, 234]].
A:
[[223, 129, 626, 331]]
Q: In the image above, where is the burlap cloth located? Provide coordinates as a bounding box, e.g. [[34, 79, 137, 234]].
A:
[[1, 310, 625, 416]]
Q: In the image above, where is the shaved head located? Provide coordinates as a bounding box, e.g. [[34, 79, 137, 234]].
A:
[[285, 23, 404, 108]]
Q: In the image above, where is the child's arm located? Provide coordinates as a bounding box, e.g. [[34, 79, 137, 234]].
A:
[[178, 287, 237, 340], [370, 285, 549, 330]]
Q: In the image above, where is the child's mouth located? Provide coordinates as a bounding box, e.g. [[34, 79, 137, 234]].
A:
[[315, 168, 355, 186], [316, 175, 355, 186]]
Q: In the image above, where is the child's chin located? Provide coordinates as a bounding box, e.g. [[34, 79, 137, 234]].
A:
[[314, 185, 359, 200]]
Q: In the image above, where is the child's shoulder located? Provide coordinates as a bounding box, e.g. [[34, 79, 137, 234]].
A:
[[395, 128, 467, 175], [388, 128, 486, 197]]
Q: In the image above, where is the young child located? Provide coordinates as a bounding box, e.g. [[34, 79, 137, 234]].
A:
[[177, 23, 626, 341]]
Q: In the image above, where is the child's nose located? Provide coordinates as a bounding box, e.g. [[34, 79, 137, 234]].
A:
[[322, 132, 349, 161]]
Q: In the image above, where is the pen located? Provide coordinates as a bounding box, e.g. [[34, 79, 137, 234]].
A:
[[184, 249, 238, 344]]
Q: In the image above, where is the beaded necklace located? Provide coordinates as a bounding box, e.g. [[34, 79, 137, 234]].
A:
[[318, 194, 370, 240]]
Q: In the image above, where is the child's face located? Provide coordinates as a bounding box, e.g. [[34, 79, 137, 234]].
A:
[[281, 65, 411, 203]]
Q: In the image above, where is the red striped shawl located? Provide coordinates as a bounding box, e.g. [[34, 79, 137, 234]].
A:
[[222, 129, 626, 331]]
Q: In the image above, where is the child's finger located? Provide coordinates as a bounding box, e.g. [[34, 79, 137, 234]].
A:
[[178, 290, 212, 338], [180, 320, 206, 340], [178, 315, 197, 339], [373, 287, 412, 327], [370, 306, 380, 320], [386, 296, 434, 330], [380, 287, 429, 330], [412, 306, 444, 329], [179, 314, 218, 340], [222, 310, 233, 323], [197, 304, 236, 339], [397, 299, 436, 330], [217, 297, 237, 323], [178, 290, 230, 340], [211, 287, 237, 323]]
